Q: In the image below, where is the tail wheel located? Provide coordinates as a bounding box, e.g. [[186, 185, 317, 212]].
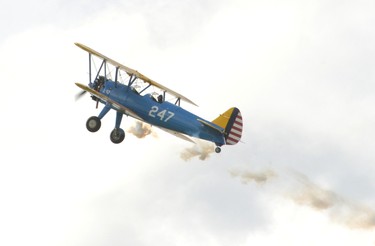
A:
[[215, 146, 221, 153], [86, 116, 101, 132], [110, 128, 125, 144]]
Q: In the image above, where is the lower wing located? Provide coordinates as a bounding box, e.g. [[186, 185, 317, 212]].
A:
[[157, 127, 196, 144]]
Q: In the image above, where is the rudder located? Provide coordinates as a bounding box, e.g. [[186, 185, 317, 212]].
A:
[[212, 107, 243, 145]]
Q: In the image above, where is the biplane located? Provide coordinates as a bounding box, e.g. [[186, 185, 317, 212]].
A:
[[74, 43, 243, 153]]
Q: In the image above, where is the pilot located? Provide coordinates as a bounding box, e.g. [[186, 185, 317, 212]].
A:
[[157, 95, 163, 103], [93, 76, 105, 90]]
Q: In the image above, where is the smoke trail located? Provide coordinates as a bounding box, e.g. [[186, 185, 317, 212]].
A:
[[230, 169, 277, 185], [180, 140, 214, 161], [287, 172, 375, 230], [231, 168, 375, 230], [127, 121, 157, 138], [287, 172, 336, 210]]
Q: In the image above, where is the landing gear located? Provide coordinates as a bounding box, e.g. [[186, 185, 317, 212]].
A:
[[215, 146, 221, 153], [86, 116, 101, 132], [85, 115, 125, 144], [85, 106, 126, 144], [110, 128, 125, 144]]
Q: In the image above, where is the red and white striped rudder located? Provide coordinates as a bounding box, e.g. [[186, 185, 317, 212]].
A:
[[212, 107, 243, 145]]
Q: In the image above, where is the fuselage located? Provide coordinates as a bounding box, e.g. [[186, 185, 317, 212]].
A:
[[98, 80, 226, 146]]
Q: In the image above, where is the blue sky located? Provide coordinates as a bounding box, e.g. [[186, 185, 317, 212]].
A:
[[1, 0, 375, 245]]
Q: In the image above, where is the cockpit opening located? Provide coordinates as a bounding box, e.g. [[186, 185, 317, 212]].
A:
[[151, 94, 164, 103]]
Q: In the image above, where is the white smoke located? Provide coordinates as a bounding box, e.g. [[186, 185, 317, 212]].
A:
[[180, 140, 215, 161], [231, 168, 375, 230], [127, 121, 157, 139], [287, 172, 375, 230], [230, 169, 277, 185]]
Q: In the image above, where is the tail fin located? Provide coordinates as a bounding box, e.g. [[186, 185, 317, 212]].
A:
[[212, 107, 243, 145]]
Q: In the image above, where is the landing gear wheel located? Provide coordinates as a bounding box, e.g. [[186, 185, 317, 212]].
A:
[[215, 146, 221, 153], [86, 116, 101, 132], [110, 128, 125, 144]]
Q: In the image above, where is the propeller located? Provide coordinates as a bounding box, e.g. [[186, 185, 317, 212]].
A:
[[75, 77, 105, 107], [75, 90, 87, 101]]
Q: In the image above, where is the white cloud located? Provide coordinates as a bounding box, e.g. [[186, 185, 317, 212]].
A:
[[1, 0, 375, 246]]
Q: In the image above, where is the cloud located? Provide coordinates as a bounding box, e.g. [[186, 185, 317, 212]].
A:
[[131, 0, 225, 49], [1, 0, 375, 245]]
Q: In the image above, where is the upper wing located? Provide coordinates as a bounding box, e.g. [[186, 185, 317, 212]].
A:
[[75, 43, 198, 106], [75, 82, 143, 120]]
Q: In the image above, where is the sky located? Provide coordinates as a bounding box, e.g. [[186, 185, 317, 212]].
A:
[[1, 0, 375, 245]]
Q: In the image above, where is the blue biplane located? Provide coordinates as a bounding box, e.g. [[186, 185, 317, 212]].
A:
[[75, 43, 243, 153]]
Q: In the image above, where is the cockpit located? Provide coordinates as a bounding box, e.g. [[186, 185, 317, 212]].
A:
[[93, 76, 105, 91], [150, 93, 164, 103]]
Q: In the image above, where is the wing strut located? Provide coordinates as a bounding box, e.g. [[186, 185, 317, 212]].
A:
[[114, 67, 119, 84], [89, 53, 92, 84], [175, 98, 181, 106], [94, 60, 106, 84], [128, 74, 137, 86], [139, 84, 151, 94]]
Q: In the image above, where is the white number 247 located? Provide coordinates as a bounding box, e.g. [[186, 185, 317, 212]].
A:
[[148, 106, 175, 122]]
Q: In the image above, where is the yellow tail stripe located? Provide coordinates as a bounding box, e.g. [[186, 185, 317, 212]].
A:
[[212, 108, 235, 129]]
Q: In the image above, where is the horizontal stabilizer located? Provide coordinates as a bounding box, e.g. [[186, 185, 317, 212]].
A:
[[197, 119, 224, 133]]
